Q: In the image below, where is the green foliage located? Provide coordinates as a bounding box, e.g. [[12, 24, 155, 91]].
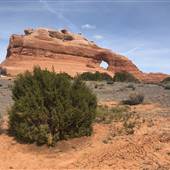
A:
[[58, 72, 72, 80], [113, 71, 140, 83], [79, 71, 113, 81], [9, 67, 97, 146], [122, 93, 144, 105]]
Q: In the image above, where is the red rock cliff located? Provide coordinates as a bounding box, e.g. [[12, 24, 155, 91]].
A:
[[0, 28, 168, 82]]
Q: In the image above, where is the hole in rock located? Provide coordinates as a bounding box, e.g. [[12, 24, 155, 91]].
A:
[[100, 60, 109, 69]]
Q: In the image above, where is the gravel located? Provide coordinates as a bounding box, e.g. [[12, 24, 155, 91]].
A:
[[0, 79, 13, 115], [0, 79, 170, 115], [86, 81, 170, 107]]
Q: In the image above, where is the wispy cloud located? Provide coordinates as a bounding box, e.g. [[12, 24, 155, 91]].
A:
[[122, 46, 142, 55], [93, 35, 104, 40], [39, 0, 58, 14], [81, 24, 96, 30], [0, 6, 44, 12], [39, 0, 79, 32]]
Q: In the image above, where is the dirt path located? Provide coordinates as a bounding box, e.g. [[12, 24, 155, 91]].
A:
[[0, 105, 169, 170]]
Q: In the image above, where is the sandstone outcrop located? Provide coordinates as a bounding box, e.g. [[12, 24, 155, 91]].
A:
[[0, 28, 168, 82]]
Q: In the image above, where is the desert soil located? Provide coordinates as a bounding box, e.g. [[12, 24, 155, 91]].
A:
[[1, 79, 170, 115], [86, 81, 170, 107], [0, 79, 170, 170]]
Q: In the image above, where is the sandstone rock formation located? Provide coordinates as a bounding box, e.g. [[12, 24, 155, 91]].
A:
[[0, 28, 168, 82]]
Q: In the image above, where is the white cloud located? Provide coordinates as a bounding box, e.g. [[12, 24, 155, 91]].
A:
[[93, 35, 104, 40], [81, 24, 96, 30]]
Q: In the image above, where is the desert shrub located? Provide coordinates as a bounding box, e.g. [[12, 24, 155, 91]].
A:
[[161, 77, 170, 90], [113, 71, 140, 83], [94, 84, 98, 88], [96, 105, 136, 135], [122, 93, 144, 105], [95, 105, 130, 124], [164, 84, 170, 90], [48, 31, 63, 40], [106, 80, 114, 85], [111, 106, 131, 121], [9, 67, 97, 146], [100, 73, 113, 81], [61, 29, 68, 34], [126, 84, 135, 90], [63, 34, 74, 41], [79, 71, 113, 81], [0, 67, 7, 76], [58, 72, 72, 80], [161, 77, 170, 83], [48, 30, 74, 41], [123, 121, 135, 135]]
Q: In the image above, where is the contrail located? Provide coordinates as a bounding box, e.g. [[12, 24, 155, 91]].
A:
[[39, 0, 79, 32], [122, 45, 143, 55]]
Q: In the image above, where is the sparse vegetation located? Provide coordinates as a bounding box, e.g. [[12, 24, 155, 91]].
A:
[[96, 105, 136, 135], [164, 84, 170, 90], [113, 71, 140, 83], [126, 84, 135, 90], [1, 73, 170, 169], [48, 31, 74, 41], [161, 77, 170, 90], [58, 72, 72, 80], [49, 31, 64, 39], [63, 34, 74, 41], [106, 80, 114, 85], [0, 67, 7, 76], [95, 105, 130, 124], [79, 71, 113, 81], [122, 93, 144, 105], [123, 121, 135, 135], [161, 77, 170, 83], [61, 29, 68, 34], [9, 67, 97, 146]]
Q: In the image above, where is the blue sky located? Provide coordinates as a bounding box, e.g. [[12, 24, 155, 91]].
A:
[[0, 0, 170, 73]]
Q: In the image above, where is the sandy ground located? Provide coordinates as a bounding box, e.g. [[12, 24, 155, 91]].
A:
[[0, 104, 169, 170]]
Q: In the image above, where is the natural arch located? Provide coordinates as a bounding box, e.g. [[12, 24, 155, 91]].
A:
[[100, 60, 109, 69]]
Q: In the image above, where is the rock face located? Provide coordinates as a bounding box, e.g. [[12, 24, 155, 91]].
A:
[[0, 28, 168, 82]]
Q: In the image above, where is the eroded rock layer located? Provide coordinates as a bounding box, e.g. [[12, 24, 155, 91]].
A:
[[0, 28, 168, 82]]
